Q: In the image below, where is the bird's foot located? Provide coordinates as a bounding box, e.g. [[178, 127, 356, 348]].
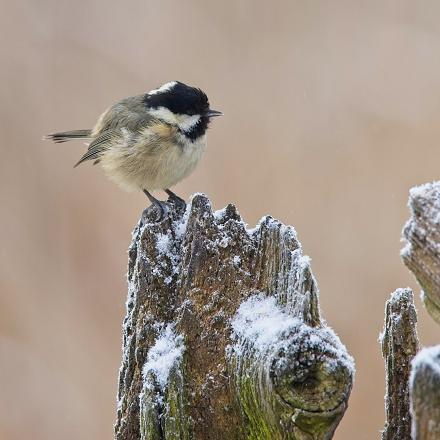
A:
[[143, 189, 169, 222], [165, 189, 187, 211]]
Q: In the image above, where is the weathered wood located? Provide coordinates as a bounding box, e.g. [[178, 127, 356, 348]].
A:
[[401, 182, 440, 439], [381, 288, 419, 440], [402, 181, 440, 324], [410, 346, 440, 439], [114, 194, 354, 440]]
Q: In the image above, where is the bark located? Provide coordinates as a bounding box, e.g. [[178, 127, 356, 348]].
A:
[[410, 346, 440, 440], [114, 194, 354, 440], [381, 288, 419, 440], [402, 181, 440, 324]]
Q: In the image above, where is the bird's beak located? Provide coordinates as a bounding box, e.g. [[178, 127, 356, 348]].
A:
[[205, 109, 223, 118]]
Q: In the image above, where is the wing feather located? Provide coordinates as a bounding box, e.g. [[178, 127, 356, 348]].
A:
[[74, 130, 118, 167], [74, 97, 158, 168]]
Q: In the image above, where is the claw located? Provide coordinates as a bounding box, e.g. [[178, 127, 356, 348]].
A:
[[143, 189, 169, 222], [165, 189, 187, 211]]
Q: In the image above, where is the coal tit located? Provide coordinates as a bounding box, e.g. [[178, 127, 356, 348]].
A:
[[46, 81, 222, 219]]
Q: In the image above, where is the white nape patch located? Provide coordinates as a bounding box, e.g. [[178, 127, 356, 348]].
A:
[[149, 106, 177, 124], [149, 106, 200, 132], [148, 81, 177, 95]]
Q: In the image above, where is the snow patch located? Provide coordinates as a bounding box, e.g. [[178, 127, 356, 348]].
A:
[[231, 294, 300, 351], [229, 293, 355, 374], [298, 255, 311, 270], [232, 255, 241, 266], [143, 204, 192, 284], [214, 207, 227, 221], [175, 204, 191, 239], [143, 324, 184, 389], [156, 233, 171, 255]]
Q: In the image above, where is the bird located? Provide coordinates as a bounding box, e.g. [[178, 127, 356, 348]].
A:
[[46, 81, 222, 220]]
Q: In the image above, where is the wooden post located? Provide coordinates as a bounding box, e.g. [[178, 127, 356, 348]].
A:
[[381, 288, 419, 440], [114, 194, 354, 440], [401, 181, 440, 439]]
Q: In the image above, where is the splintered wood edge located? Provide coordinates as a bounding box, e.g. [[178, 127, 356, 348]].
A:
[[401, 182, 440, 325]]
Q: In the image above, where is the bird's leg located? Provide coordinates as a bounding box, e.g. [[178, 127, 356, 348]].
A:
[[143, 189, 168, 221], [165, 189, 187, 210]]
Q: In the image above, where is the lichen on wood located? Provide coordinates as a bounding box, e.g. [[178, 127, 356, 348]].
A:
[[402, 181, 440, 324], [380, 288, 419, 440], [115, 194, 354, 440]]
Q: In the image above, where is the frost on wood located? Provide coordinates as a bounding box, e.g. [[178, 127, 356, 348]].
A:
[[402, 181, 440, 324], [229, 294, 354, 440], [410, 346, 440, 440], [400, 182, 440, 440], [114, 194, 354, 440], [380, 288, 419, 440]]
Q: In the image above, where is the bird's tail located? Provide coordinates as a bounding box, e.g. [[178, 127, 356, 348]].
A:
[[44, 129, 92, 143]]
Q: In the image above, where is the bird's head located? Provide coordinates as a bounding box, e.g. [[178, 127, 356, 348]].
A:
[[144, 81, 222, 141]]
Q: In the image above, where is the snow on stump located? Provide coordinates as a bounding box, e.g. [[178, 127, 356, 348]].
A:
[[114, 194, 354, 440], [402, 182, 440, 324], [410, 346, 440, 440]]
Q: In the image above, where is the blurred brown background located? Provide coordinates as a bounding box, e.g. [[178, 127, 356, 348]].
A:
[[1, 1, 439, 439]]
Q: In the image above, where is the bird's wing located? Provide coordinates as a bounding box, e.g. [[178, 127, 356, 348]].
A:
[[93, 95, 155, 133], [75, 96, 158, 167], [74, 130, 119, 167]]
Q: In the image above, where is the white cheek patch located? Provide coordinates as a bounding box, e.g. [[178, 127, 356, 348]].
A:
[[177, 114, 200, 132], [148, 81, 177, 95], [149, 107, 200, 132]]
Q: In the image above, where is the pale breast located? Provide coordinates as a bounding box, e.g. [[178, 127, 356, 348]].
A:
[[99, 124, 207, 192]]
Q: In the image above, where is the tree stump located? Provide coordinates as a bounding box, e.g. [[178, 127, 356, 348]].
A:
[[114, 194, 354, 440]]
